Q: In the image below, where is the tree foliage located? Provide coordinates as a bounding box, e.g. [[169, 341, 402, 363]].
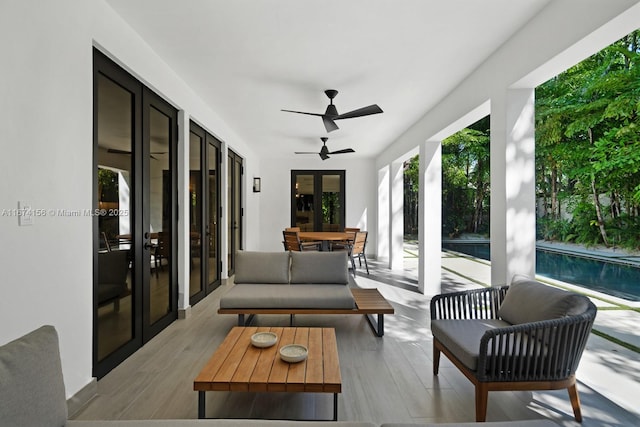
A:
[[404, 29, 640, 249], [536, 29, 640, 249]]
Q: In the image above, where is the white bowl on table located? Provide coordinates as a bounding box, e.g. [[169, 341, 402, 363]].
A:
[[279, 344, 308, 363], [251, 332, 277, 348]]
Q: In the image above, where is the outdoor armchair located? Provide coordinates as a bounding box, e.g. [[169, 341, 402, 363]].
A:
[[430, 276, 597, 422]]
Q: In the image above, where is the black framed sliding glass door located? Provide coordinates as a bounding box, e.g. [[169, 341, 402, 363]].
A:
[[93, 49, 178, 378]]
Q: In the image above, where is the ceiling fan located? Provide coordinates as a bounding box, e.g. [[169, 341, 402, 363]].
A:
[[282, 89, 383, 133], [295, 137, 355, 160]]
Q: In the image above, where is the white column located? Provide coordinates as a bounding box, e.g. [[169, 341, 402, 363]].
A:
[[418, 140, 442, 295], [389, 160, 404, 270], [377, 165, 390, 263], [177, 110, 191, 316], [490, 88, 536, 286]]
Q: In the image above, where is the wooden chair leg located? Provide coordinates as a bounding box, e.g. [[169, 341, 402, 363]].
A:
[[475, 383, 489, 422], [567, 383, 582, 422], [433, 341, 441, 375]]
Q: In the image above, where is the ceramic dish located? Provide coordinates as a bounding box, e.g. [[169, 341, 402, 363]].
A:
[[279, 344, 308, 363], [250, 332, 277, 348]]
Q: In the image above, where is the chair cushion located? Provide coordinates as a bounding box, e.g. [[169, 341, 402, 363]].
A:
[[431, 319, 511, 370], [219, 284, 356, 309], [290, 251, 349, 284], [499, 275, 590, 325], [234, 251, 290, 284], [0, 325, 68, 427]]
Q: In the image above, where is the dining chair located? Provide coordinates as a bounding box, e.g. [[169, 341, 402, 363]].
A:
[[284, 227, 322, 250], [330, 227, 359, 251], [282, 230, 320, 251], [348, 231, 369, 275]]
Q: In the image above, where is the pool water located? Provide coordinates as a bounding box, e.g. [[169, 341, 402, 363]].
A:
[[442, 241, 640, 301]]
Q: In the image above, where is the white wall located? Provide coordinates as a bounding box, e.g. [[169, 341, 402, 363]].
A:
[[257, 156, 377, 253], [0, 0, 260, 398]]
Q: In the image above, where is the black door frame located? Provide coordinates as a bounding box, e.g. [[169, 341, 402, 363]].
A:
[[227, 150, 243, 276], [189, 121, 222, 306], [93, 49, 178, 378], [290, 170, 346, 231]]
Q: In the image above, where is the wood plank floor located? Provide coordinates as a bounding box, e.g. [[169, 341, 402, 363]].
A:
[[72, 260, 640, 425]]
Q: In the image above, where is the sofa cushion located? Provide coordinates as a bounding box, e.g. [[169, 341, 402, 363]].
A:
[[431, 319, 512, 370], [0, 325, 68, 427], [290, 251, 349, 284], [234, 251, 290, 284], [220, 284, 356, 309], [499, 275, 590, 325]]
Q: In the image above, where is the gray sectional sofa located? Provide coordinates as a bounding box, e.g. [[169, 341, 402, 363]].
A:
[[0, 326, 560, 427]]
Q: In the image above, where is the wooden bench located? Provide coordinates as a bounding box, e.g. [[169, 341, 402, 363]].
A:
[[218, 288, 394, 337]]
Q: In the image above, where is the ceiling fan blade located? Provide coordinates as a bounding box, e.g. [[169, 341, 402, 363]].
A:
[[335, 104, 383, 120], [329, 148, 355, 155], [294, 152, 317, 154], [281, 109, 324, 117], [322, 116, 339, 132]]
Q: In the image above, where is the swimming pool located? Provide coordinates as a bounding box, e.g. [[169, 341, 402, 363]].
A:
[[442, 241, 640, 302]]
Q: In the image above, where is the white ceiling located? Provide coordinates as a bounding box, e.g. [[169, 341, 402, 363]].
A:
[[105, 0, 552, 160]]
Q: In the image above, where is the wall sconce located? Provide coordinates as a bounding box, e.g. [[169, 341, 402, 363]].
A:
[[253, 177, 261, 193]]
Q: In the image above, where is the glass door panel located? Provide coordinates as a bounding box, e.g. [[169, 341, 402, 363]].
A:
[[294, 174, 315, 231], [189, 130, 203, 298], [147, 106, 171, 325], [95, 72, 136, 365], [322, 174, 342, 231]]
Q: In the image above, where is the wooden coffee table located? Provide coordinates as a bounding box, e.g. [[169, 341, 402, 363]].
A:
[[193, 326, 342, 420]]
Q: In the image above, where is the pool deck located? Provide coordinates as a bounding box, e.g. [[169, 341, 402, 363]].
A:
[[395, 241, 640, 418]]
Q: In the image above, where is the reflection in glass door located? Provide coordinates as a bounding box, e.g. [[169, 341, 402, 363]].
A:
[[95, 70, 136, 369], [145, 101, 176, 328], [189, 122, 221, 305], [93, 49, 177, 378], [293, 174, 315, 231]]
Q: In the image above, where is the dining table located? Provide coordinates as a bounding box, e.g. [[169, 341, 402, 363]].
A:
[[298, 231, 353, 251]]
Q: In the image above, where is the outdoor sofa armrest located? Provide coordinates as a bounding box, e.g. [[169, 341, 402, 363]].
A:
[[476, 305, 597, 382], [430, 286, 509, 320]]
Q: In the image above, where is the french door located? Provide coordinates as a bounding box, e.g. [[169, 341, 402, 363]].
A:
[[227, 150, 243, 276], [189, 122, 221, 305], [93, 49, 178, 378], [291, 170, 346, 231]]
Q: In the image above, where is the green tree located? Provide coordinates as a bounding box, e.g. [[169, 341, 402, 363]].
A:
[[536, 29, 640, 248]]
